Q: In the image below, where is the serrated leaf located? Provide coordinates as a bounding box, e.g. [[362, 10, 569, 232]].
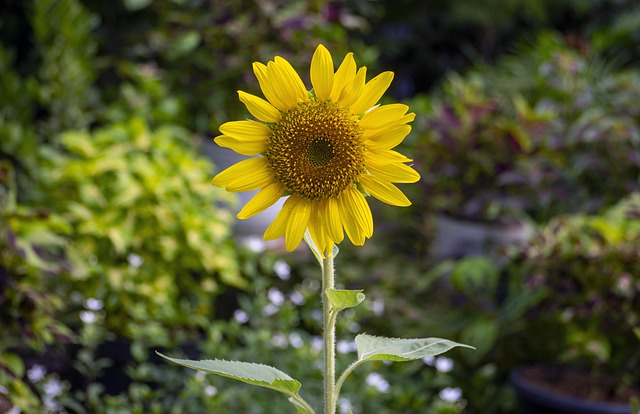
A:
[[355, 333, 474, 363], [157, 353, 314, 413], [326, 289, 365, 311]]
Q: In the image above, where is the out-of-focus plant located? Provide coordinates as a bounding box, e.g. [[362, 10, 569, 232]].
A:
[[0, 161, 75, 413], [484, 32, 640, 220], [410, 32, 640, 224], [82, 0, 379, 134], [515, 193, 640, 401], [39, 117, 243, 337], [408, 75, 535, 222]]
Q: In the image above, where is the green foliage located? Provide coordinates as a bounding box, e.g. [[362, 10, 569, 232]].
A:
[[409, 74, 535, 221], [39, 117, 242, 335], [32, 0, 99, 135], [158, 354, 314, 414], [410, 32, 640, 223], [516, 193, 640, 390]]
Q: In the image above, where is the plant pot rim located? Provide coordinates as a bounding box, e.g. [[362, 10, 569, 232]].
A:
[[510, 364, 633, 414]]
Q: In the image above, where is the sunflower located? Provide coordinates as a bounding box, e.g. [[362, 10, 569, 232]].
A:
[[212, 44, 419, 255]]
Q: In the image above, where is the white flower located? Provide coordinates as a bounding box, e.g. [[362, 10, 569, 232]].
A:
[[289, 332, 304, 348], [127, 253, 143, 268], [84, 298, 104, 311], [289, 291, 305, 305], [233, 309, 249, 324], [43, 379, 63, 397], [80, 311, 97, 324], [439, 387, 462, 402], [204, 385, 218, 397], [435, 356, 454, 373], [27, 364, 46, 383], [366, 372, 390, 393], [267, 288, 285, 306], [273, 259, 291, 280]]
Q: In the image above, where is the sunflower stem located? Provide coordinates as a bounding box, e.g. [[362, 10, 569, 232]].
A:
[[322, 252, 336, 414]]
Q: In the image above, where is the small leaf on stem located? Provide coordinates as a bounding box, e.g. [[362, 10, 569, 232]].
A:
[[325, 289, 365, 311]]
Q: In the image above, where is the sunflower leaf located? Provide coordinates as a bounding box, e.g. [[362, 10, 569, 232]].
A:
[[355, 334, 474, 363], [157, 353, 313, 412], [326, 289, 365, 311]]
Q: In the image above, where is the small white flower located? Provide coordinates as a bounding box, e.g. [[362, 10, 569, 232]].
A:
[[84, 298, 104, 311], [289, 291, 305, 305], [423, 356, 435, 366], [262, 303, 279, 316], [338, 398, 354, 414], [289, 332, 304, 348], [435, 356, 454, 373], [370, 299, 384, 316], [204, 385, 218, 397], [195, 371, 207, 381], [273, 259, 291, 280], [43, 379, 64, 397], [80, 311, 97, 324], [336, 340, 356, 354], [366, 372, 390, 393], [27, 364, 47, 383], [439, 387, 462, 402], [311, 336, 323, 352], [233, 309, 249, 324], [244, 236, 266, 253], [127, 253, 143, 268], [271, 333, 288, 348], [268, 288, 285, 306]]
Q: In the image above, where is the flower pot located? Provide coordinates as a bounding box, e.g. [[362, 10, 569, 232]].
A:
[[431, 214, 532, 260], [510, 365, 637, 414]]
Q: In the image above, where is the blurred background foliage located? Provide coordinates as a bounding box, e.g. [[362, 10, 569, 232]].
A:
[[1, 0, 640, 413]]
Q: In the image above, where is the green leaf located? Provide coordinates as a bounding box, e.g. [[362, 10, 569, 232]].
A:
[[157, 353, 314, 413], [325, 289, 365, 312], [355, 333, 474, 363]]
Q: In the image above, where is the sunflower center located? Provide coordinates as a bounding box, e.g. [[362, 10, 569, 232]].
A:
[[266, 100, 365, 200], [307, 139, 334, 167]]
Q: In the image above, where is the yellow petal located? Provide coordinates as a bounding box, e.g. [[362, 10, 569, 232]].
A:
[[264, 196, 296, 241], [359, 174, 411, 207], [339, 66, 366, 108], [311, 44, 334, 101], [237, 182, 285, 219], [350, 71, 394, 115], [365, 148, 412, 165], [325, 197, 344, 244], [330, 53, 356, 102], [339, 186, 373, 245], [253, 61, 288, 111], [211, 157, 270, 190], [238, 91, 281, 123], [214, 135, 267, 156], [285, 196, 311, 251], [219, 120, 271, 141], [367, 162, 421, 183], [268, 57, 308, 110], [359, 104, 409, 130], [364, 124, 411, 149], [308, 212, 329, 257]]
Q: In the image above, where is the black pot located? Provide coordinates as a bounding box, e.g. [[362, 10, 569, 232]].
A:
[[510, 365, 633, 414]]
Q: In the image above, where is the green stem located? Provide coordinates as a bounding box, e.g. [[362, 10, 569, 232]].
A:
[[335, 360, 364, 401], [322, 252, 336, 414]]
